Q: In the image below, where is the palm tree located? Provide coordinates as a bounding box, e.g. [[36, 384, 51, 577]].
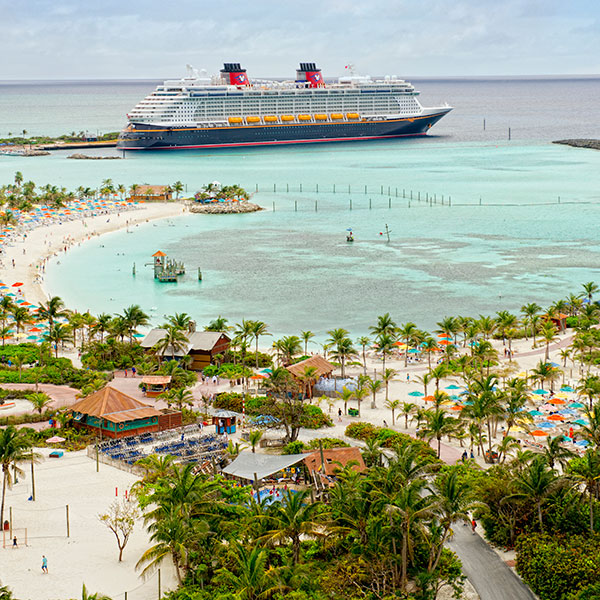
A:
[[539, 321, 559, 361], [11, 306, 31, 335], [300, 330, 315, 356], [521, 302, 541, 340], [248, 430, 263, 453], [27, 392, 52, 415], [429, 468, 476, 571], [382, 367, 396, 402], [159, 387, 194, 412], [166, 312, 193, 332], [204, 315, 231, 332], [172, 181, 184, 199], [260, 488, 325, 565], [92, 313, 113, 342], [397, 322, 417, 367], [375, 332, 397, 377], [401, 402, 417, 429], [44, 323, 73, 357], [277, 336, 302, 365], [436, 316, 459, 345], [477, 315, 496, 340], [337, 386, 355, 415], [216, 542, 285, 600], [581, 404, 600, 447], [420, 407, 458, 458], [542, 435, 574, 471], [353, 386, 369, 417], [568, 448, 600, 534], [367, 377, 383, 409], [384, 398, 400, 426], [577, 375, 600, 410], [327, 333, 356, 379], [154, 325, 189, 361], [250, 320, 270, 368], [79, 584, 112, 600], [298, 366, 318, 399], [121, 304, 149, 343], [0, 426, 36, 528], [581, 281, 599, 304], [428, 363, 450, 392], [356, 335, 370, 375], [134, 454, 176, 486], [510, 456, 561, 532], [370, 312, 397, 337], [463, 375, 501, 457]]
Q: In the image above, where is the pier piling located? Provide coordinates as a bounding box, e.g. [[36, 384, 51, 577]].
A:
[[294, 200, 297, 212], [350, 199, 352, 210], [369, 198, 372, 209]]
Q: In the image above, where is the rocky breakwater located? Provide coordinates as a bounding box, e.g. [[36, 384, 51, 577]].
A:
[[189, 201, 263, 214], [553, 139, 600, 150], [68, 153, 122, 159]]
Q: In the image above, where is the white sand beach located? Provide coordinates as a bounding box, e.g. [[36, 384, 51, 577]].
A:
[[0, 201, 184, 307]]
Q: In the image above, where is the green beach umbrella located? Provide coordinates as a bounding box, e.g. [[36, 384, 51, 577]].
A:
[[408, 391, 424, 397]]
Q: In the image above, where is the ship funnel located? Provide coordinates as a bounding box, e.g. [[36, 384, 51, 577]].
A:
[[220, 63, 250, 86], [296, 62, 324, 88]]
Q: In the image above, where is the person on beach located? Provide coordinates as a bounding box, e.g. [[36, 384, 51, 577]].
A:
[[338, 408, 342, 422], [41, 555, 48, 573], [406, 373, 410, 383], [12, 536, 17, 549], [471, 519, 477, 535]]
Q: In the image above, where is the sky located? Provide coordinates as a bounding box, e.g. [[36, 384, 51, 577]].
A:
[[2, 0, 599, 80]]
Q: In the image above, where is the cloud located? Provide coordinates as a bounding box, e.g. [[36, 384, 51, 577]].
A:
[[1, 0, 599, 78]]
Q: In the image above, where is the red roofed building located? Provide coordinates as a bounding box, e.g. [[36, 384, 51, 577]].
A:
[[69, 385, 181, 438]]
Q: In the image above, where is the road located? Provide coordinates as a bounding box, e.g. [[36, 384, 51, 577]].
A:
[[448, 525, 537, 600]]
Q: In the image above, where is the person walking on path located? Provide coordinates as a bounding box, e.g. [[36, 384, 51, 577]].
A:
[[41, 555, 48, 573], [471, 519, 477, 535], [12, 536, 17, 549]]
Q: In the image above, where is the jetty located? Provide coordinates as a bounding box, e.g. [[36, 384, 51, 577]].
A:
[[149, 250, 185, 282], [553, 139, 600, 151]]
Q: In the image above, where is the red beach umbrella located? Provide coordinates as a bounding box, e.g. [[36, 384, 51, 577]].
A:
[[12, 282, 23, 287], [531, 430, 549, 437]]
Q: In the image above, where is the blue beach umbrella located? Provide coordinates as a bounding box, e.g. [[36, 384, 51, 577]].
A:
[[529, 410, 543, 416], [569, 402, 585, 409], [445, 384, 461, 390], [408, 348, 421, 354], [538, 422, 554, 428], [26, 335, 38, 340], [576, 440, 590, 447], [573, 419, 589, 426], [408, 391, 424, 397], [533, 389, 549, 395], [449, 395, 461, 400], [561, 386, 574, 392], [133, 333, 144, 338]]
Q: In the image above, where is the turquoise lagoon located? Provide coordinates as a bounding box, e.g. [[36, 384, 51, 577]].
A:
[[3, 138, 594, 338]]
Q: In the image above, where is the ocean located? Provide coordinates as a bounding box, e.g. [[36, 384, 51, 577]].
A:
[[1, 77, 600, 338]]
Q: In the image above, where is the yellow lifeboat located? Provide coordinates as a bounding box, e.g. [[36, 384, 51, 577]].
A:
[[298, 114, 312, 121], [315, 114, 328, 121], [330, 113, 344, 120], [228, 116, 243, 124], [246, 116, 260, 123], [281, 115, 295, 122], [264, 115, 278, 123], [346, 112, 360, 120]]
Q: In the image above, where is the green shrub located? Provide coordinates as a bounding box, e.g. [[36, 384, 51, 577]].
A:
[[283, 441, 306, 455], [0, 343, 40, 365], [306, 438, 349, 450], [568, 582, 600, 600], [345, 421, 378, 440], [214, 392, 244, 413], [300, 405, 332, 429], [516, 533, 600, 600]]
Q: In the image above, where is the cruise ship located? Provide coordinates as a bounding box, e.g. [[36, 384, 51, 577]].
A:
[[117, 63, 452, 150]]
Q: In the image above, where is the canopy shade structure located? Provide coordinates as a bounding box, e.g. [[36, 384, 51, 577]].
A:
[[222, 452, 307, 481]]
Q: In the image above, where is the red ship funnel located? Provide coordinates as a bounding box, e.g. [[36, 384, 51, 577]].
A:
[[296, 62, 324, 88], [221, 63, 250, 86]]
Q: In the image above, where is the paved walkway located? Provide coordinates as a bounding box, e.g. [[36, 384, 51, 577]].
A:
[[448, 526, 537, 600]]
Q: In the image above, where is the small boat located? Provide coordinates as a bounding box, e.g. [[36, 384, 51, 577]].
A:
[[0, 402, 16, 410], [346, 228, 354, 242]]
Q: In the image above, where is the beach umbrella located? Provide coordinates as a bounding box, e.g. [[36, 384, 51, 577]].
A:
[[26, 335, 38, 340], [569, 402, 585, 409], [547, 414, 565, 421], [561, 386, 574, 392], [529, 410, 543, 416], [576, 440, 591, 447], [28, 327, 42, 332], [532, 389, 549, 395], [449, 395, 461, 400], [548, 398, 566, 405], [423, 395, 435, 402], [558, 409, 577, 416], [133, 333, 145, 338], [573, 419, 589, 426], [450, 405, 463, 411], [437, 333, 451, 338], [408, 348, 421, 353], [538, 422, 555, 428], [445, 384, 462, 390], [12, 282, 23, 287], [438, 340, 451, 346], [260, 368, 273, 374], [250, 374, 266, 380], [531, 430, 549, 437], [408, 391, 424, 397], [46, 436, 65, 443]]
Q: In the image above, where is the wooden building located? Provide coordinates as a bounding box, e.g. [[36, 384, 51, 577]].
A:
[[129, 185, 173, 202], [141, 329, 230, 370], [69, 385, 182, 439], [141, 375, 172, 398], [303, 447, 366, 489], [286, 355, 335, 397]]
